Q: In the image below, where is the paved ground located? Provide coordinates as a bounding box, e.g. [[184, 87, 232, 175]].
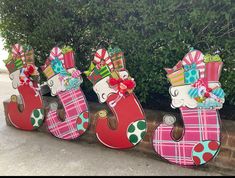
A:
[[0, 73, 223, 176]]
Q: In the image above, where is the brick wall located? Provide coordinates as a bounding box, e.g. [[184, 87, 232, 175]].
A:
[[3, 96, 235, 170]]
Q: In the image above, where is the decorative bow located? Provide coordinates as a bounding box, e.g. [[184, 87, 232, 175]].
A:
[[184, 63, 197, 71], [107, 46, 122, 57], [84, 62, 95, 76], [65, 77, 83, 91], [108, 77, 136, 95], [71, 70, 82, 78], [191, 78, 224, 103], [61, 46, 73, 54], [164, 61, 183, 74], [22, 44, 33, 52], [19, 65, 38, 85], [204, 54, 222, 63]]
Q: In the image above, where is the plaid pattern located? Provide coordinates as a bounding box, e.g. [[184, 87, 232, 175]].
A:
[[111, 52, 125, 70], [153, 107, 221, 166], [25, 49, 34, 64], [46, 88, 88, 140]]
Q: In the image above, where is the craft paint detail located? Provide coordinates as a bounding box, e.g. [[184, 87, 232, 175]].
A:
[[5, 44, 44, 131], [86, 47, 146, 149], [43, 46, 90, 140], [154, 50, 224, 166]]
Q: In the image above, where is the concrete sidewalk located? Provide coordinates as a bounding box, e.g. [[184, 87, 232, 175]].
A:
[[0, 73, 223, 176]]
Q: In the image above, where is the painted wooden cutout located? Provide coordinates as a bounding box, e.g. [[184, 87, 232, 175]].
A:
[[153, 49, 224, 166], [85, 47, 146, 149], [4, 44, 44, 131], [42, 46, 89, 140]]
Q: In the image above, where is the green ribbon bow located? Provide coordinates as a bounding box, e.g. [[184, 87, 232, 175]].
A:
[[107, 46, 122, 56], [61, 46, 73, 54], [22, 44, 33, 52], [84, 62, 95, 76], [204, 54, 222, 63]]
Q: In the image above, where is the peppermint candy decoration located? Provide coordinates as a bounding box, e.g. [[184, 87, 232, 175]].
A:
[[12, 44, 25, 63], [49, 47, 64, 66], [182, 50, 205, 78], [93, 49, 114, 71]]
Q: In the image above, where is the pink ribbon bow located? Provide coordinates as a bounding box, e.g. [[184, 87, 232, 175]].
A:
[[71, 70, 82, 78], [164, 61, 183, 74]]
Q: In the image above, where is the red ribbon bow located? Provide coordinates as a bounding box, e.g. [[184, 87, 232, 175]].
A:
[[108, 77, 135, 95], [192, 78, 213, 98], [164, 61, 183, 74]]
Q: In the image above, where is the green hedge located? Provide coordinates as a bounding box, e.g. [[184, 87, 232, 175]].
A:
[[0, 0, 235, 106]]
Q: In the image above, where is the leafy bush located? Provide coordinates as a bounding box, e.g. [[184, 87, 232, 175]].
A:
[[0, 0, 235, 107]]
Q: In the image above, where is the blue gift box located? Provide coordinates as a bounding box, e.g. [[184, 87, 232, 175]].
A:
[[51, 57, 67, 76], [184, 63, 199, 84]]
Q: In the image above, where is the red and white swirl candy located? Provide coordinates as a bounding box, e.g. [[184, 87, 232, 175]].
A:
[[12, 44, 25, 63], [49, 47, 64, 65], [182, 50, 205, 78], [93, 48, 114, 71]]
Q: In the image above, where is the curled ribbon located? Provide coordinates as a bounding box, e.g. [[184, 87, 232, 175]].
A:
[[108, 77, 136, 95], [204, 54, 222, 63], [164, 61, 183, 74], [61, 46, 73, 54], [84, 62, 95, 76]]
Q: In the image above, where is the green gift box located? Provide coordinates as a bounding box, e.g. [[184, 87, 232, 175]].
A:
[[87, 65, 111, 85], [6, 61, 17, 73], [108, 46, 125, 70], [14, 58, 24, 69]]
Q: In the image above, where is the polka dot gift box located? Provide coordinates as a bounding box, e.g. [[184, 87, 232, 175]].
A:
[[184, 63, 199, 84]]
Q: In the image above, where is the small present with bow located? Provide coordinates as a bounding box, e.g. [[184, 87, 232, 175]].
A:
[[23, 45, 34, 64], [61, 46, 75, 69], [183, 63, 199, 85], [85, 62, 112, 85], [4, 55, 17, 73], [108, 46, 125, 70], [164, 61, 185, 86], [204, 54, 223, 82], [41, 58, 55, 79]]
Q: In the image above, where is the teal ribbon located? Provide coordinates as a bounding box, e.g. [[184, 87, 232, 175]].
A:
[[184, 63, 197, 71], [65, 77, 83, 91]]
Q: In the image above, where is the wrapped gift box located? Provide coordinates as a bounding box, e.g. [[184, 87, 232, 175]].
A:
[[166, 69, 185, 86]]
